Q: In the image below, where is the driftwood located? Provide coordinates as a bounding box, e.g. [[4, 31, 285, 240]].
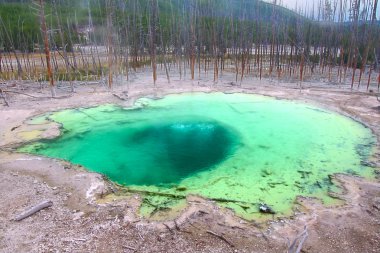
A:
[[112, 92, 128, 101], [1, 89, 73, 99], [206, 230, 235, 248], [14, 200, 53, 221], [3, 90, 72, 99], [11, 125, 21, 131], [288, 226, 308, 253], [1, 89, 41, 98], [122, 245, 137, 251]]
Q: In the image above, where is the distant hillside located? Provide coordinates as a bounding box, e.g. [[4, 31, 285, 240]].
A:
[[0, 0, 305, 27], [6, 0, 378, 53], [0, 0, 308, 50], [159, 0, 304, 22]]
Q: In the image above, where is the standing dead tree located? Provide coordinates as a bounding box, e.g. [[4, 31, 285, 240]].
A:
[[360, 0, 378, 90], [189, 1, 197, 81], [0, 0, 378, 93], [35, 0, 55, 97], [0, 16, 23, 80], [148, 0, 158, 86], [52, 0, 74, 92], [106, 0, 114, 89], [349, 0, 361, 90]]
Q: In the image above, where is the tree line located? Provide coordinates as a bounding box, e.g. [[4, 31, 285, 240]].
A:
[[0, 0, 379, 96]]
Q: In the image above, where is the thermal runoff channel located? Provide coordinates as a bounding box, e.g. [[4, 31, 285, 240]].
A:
[[20, 93, 376, 219]]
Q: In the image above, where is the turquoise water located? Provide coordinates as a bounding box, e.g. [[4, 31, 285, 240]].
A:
[[20, 92, 376, 219]]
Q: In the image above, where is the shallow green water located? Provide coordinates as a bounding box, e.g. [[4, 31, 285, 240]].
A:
[[20, 92, 376, 219]]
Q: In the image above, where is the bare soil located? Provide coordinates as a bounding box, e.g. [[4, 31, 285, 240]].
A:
[[1, 73, 379, 253]]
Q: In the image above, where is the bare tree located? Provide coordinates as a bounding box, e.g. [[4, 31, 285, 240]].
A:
[[38, 0, 55, 97]]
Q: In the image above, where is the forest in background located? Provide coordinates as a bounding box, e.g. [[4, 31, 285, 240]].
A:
[[0, 0, 379, 96]]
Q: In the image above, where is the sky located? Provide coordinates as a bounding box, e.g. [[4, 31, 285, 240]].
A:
[[274, 0, 319, 11], [264, 0, 380, 20]]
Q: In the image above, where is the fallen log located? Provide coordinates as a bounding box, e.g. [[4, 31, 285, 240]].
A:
[[288, 226, 308, 253], [14, 200, 53, 221], [122, 245, 137, 251], [112, 92, 128, 101], [122, 188, 259, 207], [1, 89, 72, 99], [1, 89, 41, 98], [206, 230, 235, 248]]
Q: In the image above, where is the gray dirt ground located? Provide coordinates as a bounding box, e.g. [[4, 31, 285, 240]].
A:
[[0, 73, 379, 252]]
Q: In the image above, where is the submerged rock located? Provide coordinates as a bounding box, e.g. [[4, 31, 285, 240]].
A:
[[259, 203, 275, 214]]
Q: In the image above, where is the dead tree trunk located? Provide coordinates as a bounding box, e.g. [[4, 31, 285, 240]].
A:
[[149, 0, 158, 86], [362, 0, 378, 90], [39, 0, 55, 97], [53, 0, 74, 92], [106, 0, 114, 89]]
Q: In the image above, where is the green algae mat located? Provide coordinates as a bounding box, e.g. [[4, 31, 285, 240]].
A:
[[19, 92, 376, 219]]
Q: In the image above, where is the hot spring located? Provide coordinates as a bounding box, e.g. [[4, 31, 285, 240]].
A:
[[19, 92, 376, 219]]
